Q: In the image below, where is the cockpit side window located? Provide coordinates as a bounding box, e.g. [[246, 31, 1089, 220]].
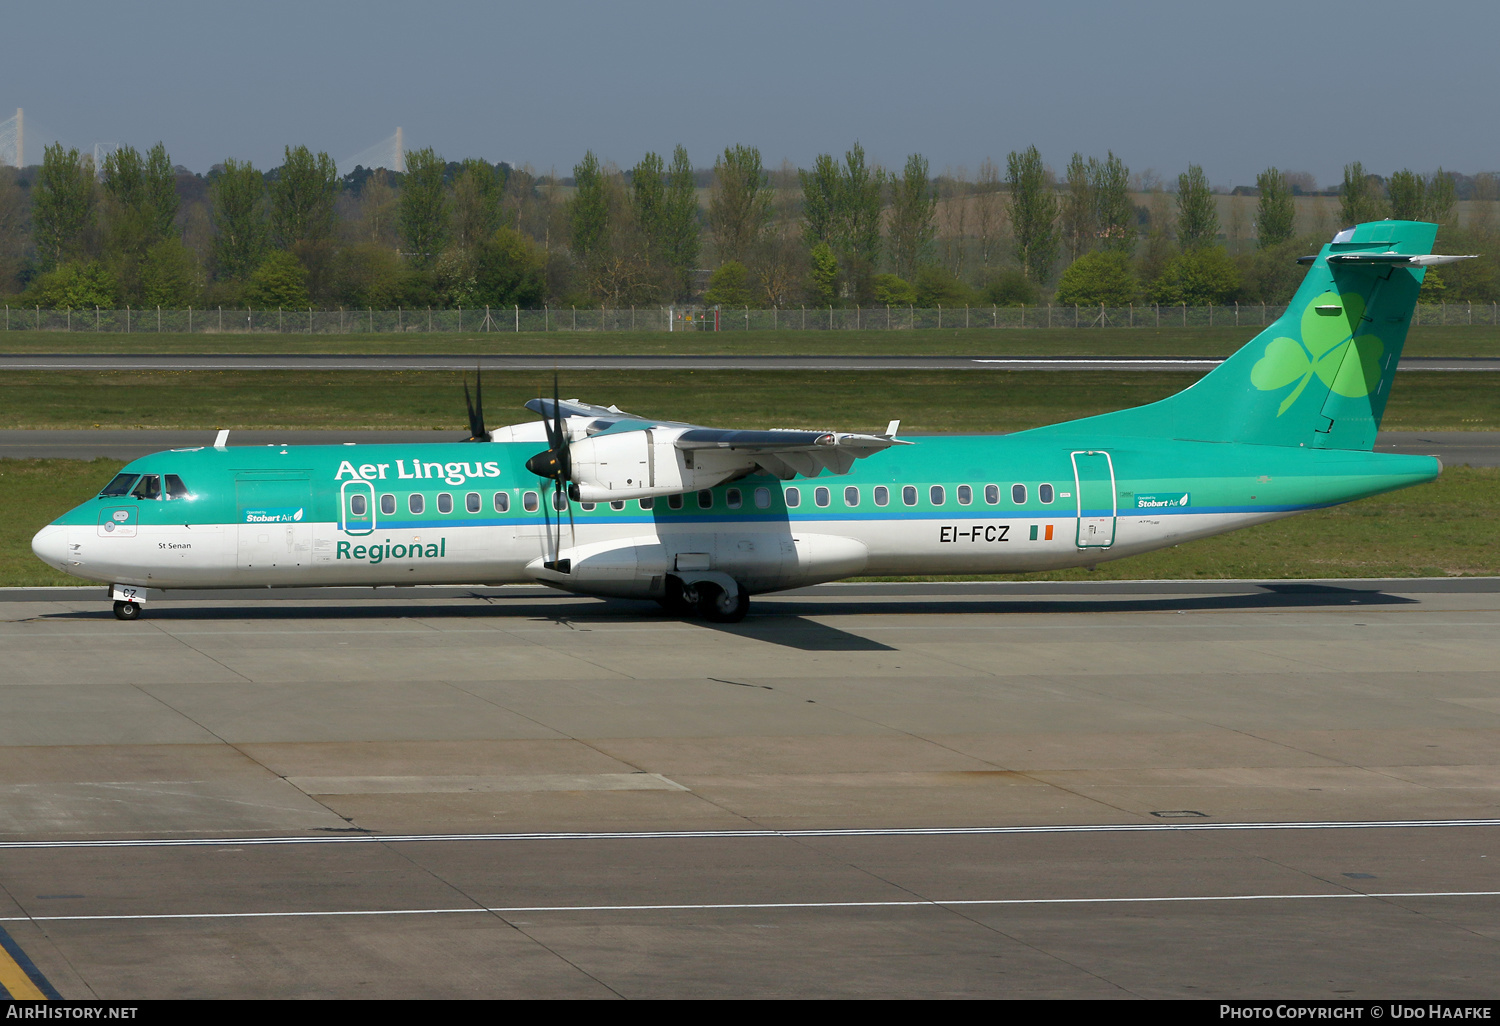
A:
[[99, 474, 139, 497], [164, 475, 192, 500], [130, 475, 162, 500]]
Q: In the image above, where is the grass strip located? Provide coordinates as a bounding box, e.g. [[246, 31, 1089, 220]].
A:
[[0, 324, 1493, 357], [0, 369, 1493, 433]]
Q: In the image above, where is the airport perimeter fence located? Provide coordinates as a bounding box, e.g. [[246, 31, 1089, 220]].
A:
[[3, 301, 1500, 334]]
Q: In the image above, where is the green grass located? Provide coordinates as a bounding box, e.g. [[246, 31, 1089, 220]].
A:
[[4, 457, 1496, 587], [0, 324, 1493, 357], [0, 369, 1494, 433]]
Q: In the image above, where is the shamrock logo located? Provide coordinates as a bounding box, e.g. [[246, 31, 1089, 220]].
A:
[[1250, 291, 1384, 415]]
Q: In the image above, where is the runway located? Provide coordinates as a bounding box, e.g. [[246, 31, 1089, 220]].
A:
[[0, 579, 1497, 998], [0, 353, 1496, 371], [4, 428, 1498, 466]]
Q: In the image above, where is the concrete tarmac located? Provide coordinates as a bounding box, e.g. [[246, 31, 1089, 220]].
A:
[[0, 579, 1497, 998], [0, 353, 1495, 372], [4, 428, 1498, 466]]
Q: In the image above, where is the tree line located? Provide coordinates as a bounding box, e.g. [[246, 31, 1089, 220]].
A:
[[0, 139, 1496, 313]]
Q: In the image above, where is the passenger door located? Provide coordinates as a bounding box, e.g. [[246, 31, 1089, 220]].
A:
[[1071, 450, 1117, 549]]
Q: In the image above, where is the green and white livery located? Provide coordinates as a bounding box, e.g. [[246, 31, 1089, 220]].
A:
[[32, 221, 1466, 621]]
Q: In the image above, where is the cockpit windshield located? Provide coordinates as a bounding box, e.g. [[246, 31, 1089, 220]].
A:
[[130, 475, 162, 500], [99, 474, 139, 497], [164, 475, 191, 500]]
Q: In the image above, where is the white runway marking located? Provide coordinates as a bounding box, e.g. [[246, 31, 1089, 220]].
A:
[[3, 818, 1498, 850], [972, 358, 1224, 365], [6, 890, 1500, 924]]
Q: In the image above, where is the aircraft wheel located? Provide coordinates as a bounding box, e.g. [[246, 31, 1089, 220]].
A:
[[113, 600, 141, 621], [698, 583, 750, 624]]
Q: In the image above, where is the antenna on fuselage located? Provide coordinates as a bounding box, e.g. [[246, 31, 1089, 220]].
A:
[[213, 430, 230, 449]]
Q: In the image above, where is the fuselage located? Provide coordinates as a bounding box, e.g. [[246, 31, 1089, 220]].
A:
[[31, 431, 1439, 599]]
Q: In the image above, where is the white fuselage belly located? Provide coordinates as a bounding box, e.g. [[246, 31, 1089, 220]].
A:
[[55, 509, 1292, 593]]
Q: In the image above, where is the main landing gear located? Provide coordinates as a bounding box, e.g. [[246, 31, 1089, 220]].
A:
[[659, 576, 750, 623], [113, 600, 142, 621]]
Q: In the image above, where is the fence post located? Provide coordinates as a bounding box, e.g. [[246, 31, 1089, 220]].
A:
[[188, 306, 192, 333], [308, 307, 312, 333], [909, 305, 913, 330], [992, 304, 996, 328], [1047, 304, 1051, 328], [938, 304, 942, 329], [1262, 302, 1266, 325], [516, 305, 520, 332], [428, 306, 432, 332], [1020, 304, 1024, 327], [1182, 303, 1186, 327], [1469, 300, 1473, 325], [1235, 301, 1239, 327], [856, 304, 860, 329], [545, 305, 548, 331], [1208, 303, 1213, 327], [157, 305, 161, 332], [830, 305, 834, 330], [1129, 302, 1133, 327], [67, 307, 70, 332], [219, 306, 223, 332], [572, 305, 576, 330], [369, 307, 373, 332], [745, 305, 749, 330], [279, 306, 283, 332], [966, 305, 970, 329], [96, 305, 100, 331], [1074, 303, 1078, 328], [1155, 303, 1159, 328], [126, 306, 130, 332]]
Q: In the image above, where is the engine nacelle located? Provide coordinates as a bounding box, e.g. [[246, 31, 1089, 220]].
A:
[[569, 428, 744, 502]]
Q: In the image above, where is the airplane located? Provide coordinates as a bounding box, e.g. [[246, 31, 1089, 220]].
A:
[[31, 220, 1469, 622]]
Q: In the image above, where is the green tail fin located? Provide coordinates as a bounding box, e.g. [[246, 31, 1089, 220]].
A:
[[1049, 220, 1438, 450]]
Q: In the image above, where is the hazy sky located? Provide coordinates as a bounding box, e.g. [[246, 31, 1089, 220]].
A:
[[5, 1, 1496, 187]]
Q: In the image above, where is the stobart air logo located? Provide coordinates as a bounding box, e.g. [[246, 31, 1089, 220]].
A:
[[335, 458, 503, 487], [1250, 291, 1384, 415]]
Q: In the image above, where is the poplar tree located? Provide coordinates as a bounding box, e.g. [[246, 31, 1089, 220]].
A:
[[629, 151, 667, 259], [1006, 146, 1057, 282], [398, 147, 450, 267], [1339, 162, 1388, 226], [1175, 164, 1219, 250], [1060, 153, 1095, 260], [1092, 152, 1134, 254], [1254, 167, 1296, 248], [1425, 169, 1457, 226], [708, 144, 771, 265], [210, 158, 268, 280], [1387, 169, 1425, 221], [569, 150, 610, 261], [270, 145, 338, 249], [32, 144, 97, 268], [661, 146, 699, 298], [887, 153, 936, 280], [102, 143, 179, 261], [451, 158, 505, 248]]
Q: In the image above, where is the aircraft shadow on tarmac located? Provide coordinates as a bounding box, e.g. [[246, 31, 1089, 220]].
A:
[[31, 583, 1415, 650]]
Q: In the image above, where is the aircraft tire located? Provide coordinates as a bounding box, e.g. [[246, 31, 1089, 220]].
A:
[[699, 583, 750, 624], [113, 600, 141, 621]]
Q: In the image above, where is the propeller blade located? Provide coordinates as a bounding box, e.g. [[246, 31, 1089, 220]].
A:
[[462, 367, 488, 441]]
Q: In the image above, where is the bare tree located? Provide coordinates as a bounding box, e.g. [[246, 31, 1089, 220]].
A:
[[937, 165, 970, 278], [972, 157, 1004, 276]]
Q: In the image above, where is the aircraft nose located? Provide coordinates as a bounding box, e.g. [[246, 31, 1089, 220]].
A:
[[31, 524, 70, 569]]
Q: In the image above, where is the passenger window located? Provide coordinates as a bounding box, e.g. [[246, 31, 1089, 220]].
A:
[[523, 491, 539, 512], [1012, 484, 1027, 505], [815, 486, 830, 507], [610, 500, 626, 511], [844, 485, 859, 507], [493, 491, 510, 513], [902, 485, 917, 506], [99, 474, 139, 497], [164, 475, 192, 501], [466, 492, 481, 513], [957, 484, 972, 505], [131, 475, 161, 500], [668, 494, 683, 510], [930, 485, 945, 506], [553, 491, 568, 511], [350, 493, 368, 517], [984, 484, 1000, 505], [785, 486, 801, 508], [640, 497, 654, 510], [437, 493, 453, 514], [380, 493, 396, 515], [1040, 483, 1055, 504], [754, 487, 771, 509], [726, 488, 742, 510], [580, 501, 597, 511], [697, 490, 713, 509], [874, 485, 889, 507], [410, 493, 425, 515]]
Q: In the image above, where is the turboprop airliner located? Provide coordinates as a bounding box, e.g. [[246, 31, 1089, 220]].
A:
[[32, 220, 1468, 622]]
